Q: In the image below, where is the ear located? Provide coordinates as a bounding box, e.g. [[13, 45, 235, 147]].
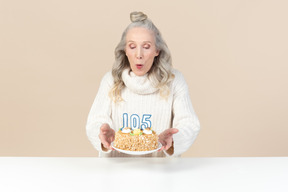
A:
[[155, 50, 160, 56]]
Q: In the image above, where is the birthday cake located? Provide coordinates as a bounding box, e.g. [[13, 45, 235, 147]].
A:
[[114, 127, 159, 151]]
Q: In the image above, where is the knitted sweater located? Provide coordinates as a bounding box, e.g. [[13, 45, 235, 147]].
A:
[[86, 68, 200, 157]]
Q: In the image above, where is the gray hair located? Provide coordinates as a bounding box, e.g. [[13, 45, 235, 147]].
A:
[[110, 11, 174, 102]]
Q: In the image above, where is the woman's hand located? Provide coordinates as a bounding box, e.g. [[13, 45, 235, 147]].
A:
[[158, 128, 179, 152], [99, 123, 115, 151]]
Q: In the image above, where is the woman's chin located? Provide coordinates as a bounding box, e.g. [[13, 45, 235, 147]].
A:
[[131, 69, 147, 76]]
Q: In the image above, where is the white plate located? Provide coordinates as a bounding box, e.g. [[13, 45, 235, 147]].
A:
[[111, 142, 162, 155]]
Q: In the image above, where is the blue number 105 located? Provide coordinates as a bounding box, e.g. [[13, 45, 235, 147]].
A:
[[122, 113, 152, 130]]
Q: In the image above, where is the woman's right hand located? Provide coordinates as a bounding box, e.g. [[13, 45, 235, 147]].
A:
[[99, 123, 115, 151]]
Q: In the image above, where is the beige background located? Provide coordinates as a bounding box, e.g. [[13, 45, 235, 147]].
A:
[[1, 0, 287, 157]]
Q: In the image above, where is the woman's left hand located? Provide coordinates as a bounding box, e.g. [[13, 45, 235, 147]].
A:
[[158, 128, 179, 151]]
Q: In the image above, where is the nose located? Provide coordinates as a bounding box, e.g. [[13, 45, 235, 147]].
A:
[[136, 48, 143, 59]]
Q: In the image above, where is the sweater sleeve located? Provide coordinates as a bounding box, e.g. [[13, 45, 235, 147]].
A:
[[170, 70, 200, 157], [86, 72, 114, 153]]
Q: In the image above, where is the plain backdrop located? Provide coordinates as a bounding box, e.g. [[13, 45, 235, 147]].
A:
[[1, 0, 287, 157]]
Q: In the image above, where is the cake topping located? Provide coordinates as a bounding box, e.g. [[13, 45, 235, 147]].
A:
[[121, 127, 132, 133], [132, 128, 142, 135], [143, 127, 152, 134]]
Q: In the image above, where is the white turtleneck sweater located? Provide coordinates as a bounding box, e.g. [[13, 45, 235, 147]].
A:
[[86, 68, 200, 157]]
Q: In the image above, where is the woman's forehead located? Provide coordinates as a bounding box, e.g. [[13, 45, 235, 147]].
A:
[[126, 27, 155, 43]]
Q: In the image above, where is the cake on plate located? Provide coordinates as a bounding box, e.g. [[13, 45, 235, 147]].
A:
[[113, 127, 159, 151]]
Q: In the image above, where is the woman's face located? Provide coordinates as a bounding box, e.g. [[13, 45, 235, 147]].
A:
[[125, 27, 159, 76]]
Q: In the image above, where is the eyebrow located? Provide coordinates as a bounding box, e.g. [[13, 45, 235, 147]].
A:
[[127, 40, 152, 44]]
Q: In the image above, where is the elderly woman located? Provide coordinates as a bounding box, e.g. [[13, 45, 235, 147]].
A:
[[86, 12, 200, 157]]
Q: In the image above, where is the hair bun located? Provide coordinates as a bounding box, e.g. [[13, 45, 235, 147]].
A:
[[130, 11, 147, 22]]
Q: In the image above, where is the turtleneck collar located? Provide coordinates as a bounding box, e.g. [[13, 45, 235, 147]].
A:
[[122, 68, 159, 95]]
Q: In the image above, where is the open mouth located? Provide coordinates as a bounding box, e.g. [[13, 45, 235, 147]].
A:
[[136, 64, 143, 69]]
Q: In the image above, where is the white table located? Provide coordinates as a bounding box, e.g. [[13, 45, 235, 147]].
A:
[[0, 157, 287, 192]]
